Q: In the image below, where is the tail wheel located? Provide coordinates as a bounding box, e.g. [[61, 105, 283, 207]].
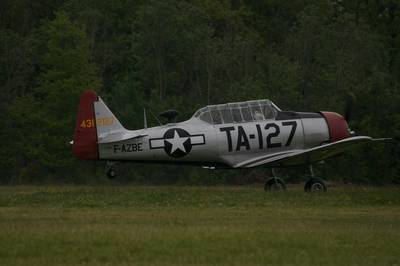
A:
[[304, 178, 327, 192], [264, 178, 286, 191], [107, 168, 116, 179]]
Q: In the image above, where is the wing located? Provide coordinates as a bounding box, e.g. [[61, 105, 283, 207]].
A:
[[234, 136, 377, 168]]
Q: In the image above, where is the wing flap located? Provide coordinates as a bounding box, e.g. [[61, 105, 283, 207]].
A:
[[235, 136, 374, 168]]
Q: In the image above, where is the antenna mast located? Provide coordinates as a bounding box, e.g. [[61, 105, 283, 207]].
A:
[[143, 107, 148, 129]]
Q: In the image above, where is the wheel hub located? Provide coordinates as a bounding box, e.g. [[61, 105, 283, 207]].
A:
[[311, 183, 323, 192]]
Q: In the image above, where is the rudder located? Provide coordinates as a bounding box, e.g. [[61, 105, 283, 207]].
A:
[[73, 90, 99, 160]]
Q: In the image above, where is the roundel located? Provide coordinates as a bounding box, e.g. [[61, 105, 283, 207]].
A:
[[149, 128, 206, 158], [163, 128, 193, 158]]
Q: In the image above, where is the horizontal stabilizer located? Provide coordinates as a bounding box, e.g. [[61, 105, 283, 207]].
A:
[[98, 132, 147, 144]]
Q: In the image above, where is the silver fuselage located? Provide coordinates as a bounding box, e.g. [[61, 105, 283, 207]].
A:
[[98, 115, 329, 168]]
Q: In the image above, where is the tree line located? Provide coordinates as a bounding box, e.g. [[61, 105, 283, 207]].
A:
[[0, 0, 399, 184]]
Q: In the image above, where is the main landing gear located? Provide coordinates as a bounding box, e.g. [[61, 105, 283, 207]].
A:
[[264, 169, 286, 191], [106, 161, 117, 179], [264, 165, 327, 192], [304, 165, 327, 193]]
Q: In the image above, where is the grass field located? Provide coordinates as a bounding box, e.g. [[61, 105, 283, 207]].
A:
[[0, 185, 399, 265]]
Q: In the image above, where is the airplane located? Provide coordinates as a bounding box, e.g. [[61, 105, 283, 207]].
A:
[[72, 90, 388, 192]]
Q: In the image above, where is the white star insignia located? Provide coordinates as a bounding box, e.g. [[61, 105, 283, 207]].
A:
[[165, 130, 189, 154]]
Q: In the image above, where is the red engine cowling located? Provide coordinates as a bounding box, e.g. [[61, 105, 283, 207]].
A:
[[320, 112, 350, 142]]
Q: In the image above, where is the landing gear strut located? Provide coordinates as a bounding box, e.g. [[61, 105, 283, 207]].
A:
[[106, 161, 117, 179], [264, 169, 286, 191], [304, 165, 327, 192]]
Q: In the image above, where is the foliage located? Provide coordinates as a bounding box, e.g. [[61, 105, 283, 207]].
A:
[[2, 12, 100, 183]]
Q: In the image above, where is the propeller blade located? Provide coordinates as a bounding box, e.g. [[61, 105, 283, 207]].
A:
[[344, 92, 356, 123]]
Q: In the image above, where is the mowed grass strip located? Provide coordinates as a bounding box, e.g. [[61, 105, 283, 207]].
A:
[[0, 186, 399, 266]]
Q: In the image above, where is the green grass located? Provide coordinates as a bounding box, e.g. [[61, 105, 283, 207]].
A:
[[0, 185, 399, 265]]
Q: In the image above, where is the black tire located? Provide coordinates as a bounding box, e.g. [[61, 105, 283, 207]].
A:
[[264, 178, 286, 191], [107, 168, 116, 179], [304, 178, 327, 192]]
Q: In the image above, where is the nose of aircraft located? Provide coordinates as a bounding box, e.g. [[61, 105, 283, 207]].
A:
[[320, 112, 351, 142]]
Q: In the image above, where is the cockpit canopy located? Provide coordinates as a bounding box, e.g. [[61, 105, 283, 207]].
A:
[[193, 100, 280, 124]]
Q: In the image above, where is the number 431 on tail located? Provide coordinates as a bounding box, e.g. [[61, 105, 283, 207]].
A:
[[72, 91, 389, 192]]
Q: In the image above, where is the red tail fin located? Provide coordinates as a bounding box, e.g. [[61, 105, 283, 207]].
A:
[[73, 90, 99, 160]]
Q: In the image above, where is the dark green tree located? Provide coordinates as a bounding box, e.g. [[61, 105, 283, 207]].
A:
[[5, 12, 100, 183]]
